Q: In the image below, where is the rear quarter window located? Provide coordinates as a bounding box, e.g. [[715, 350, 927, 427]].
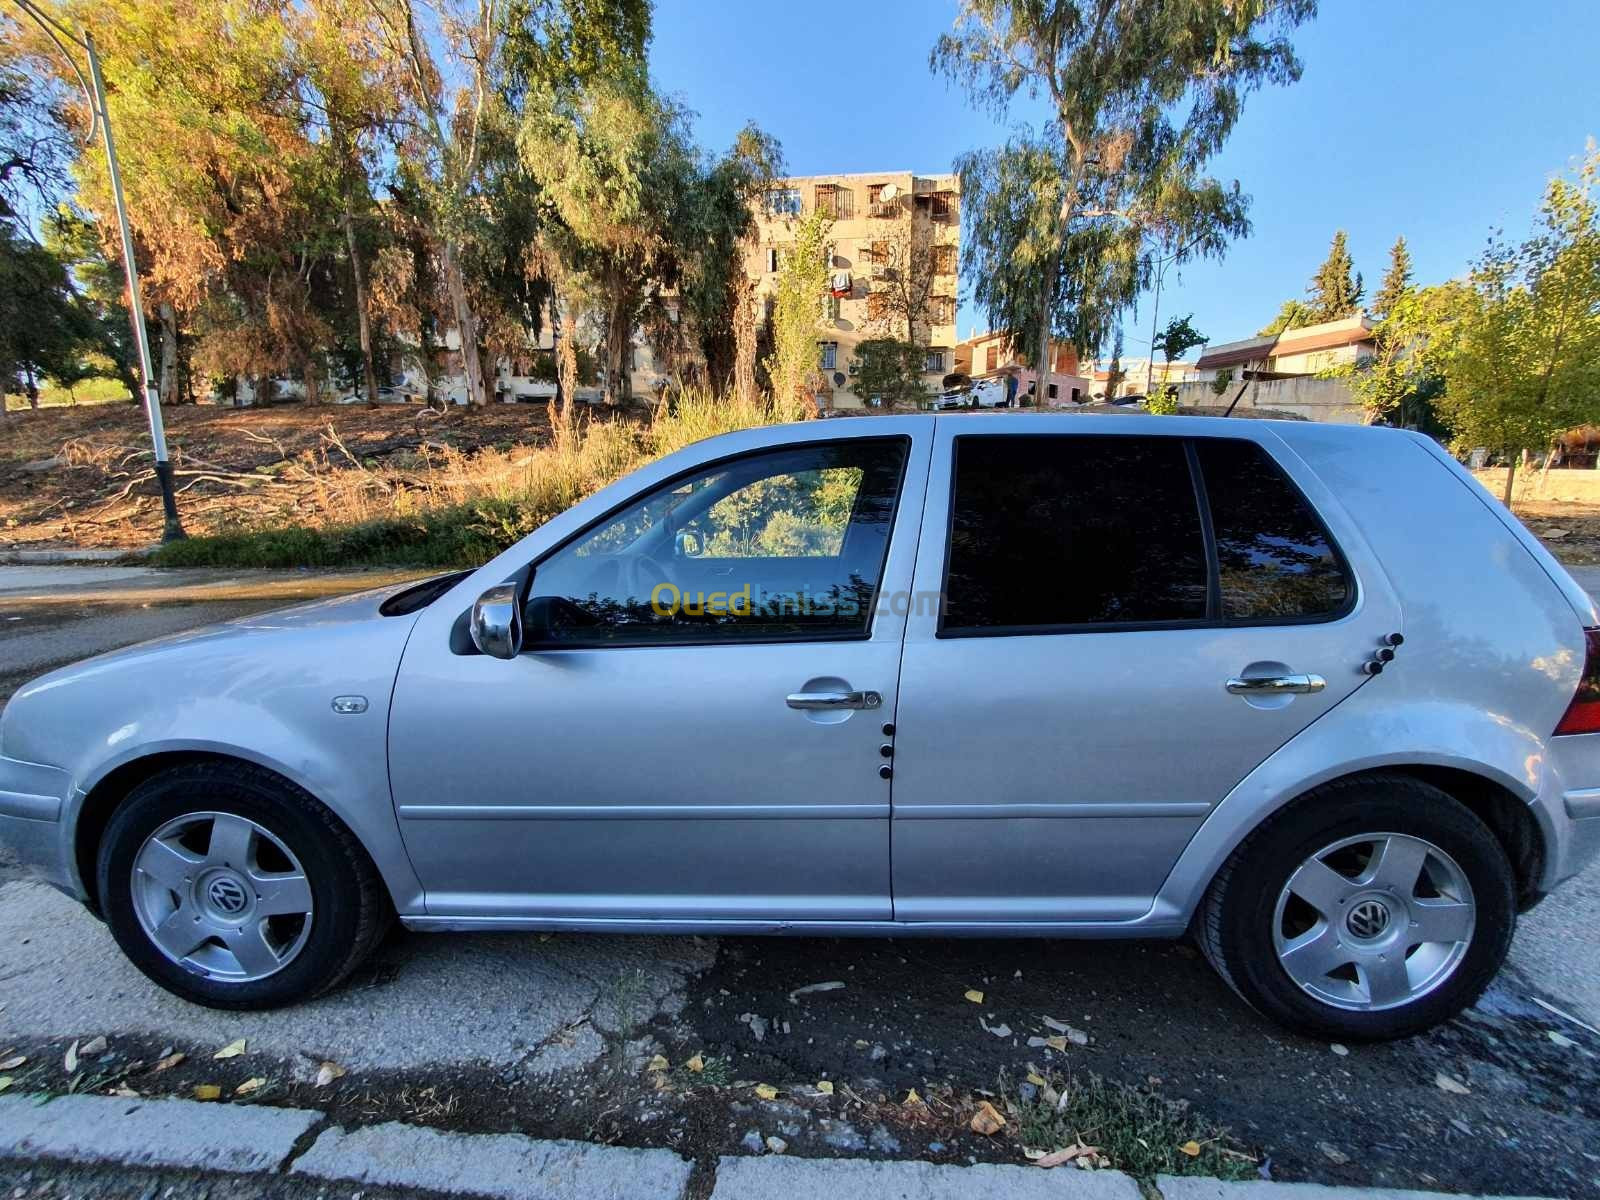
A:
[[1194, 438, 1351, 621]]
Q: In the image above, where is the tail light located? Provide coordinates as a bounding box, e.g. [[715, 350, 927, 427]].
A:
[[1554, 628, 1600, 735]]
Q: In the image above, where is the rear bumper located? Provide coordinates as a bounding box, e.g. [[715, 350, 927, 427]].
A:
[[0, 754, 75, 896], [1561, 787, 1600, 881]]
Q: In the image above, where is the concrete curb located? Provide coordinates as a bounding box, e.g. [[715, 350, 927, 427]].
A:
[[709, 1155, 1142, 1198], [1153, 1180, 1554, 1200], [0, 1093, 1563, 1200], [290, 1120, 694, 1199], [0, 1093, 319, 1174]]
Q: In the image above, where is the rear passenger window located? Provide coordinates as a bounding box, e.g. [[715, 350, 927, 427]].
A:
[[1194, 438, 1351, 620], [942, 436, 1208, 631]]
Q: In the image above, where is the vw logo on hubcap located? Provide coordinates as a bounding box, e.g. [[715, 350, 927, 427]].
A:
[[1346, 899, 1391, 939], [206, 876, 249, 916]]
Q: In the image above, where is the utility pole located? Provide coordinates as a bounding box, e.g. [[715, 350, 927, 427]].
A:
[[10, 2, 184, 539]]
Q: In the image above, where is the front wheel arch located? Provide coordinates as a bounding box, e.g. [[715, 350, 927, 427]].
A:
[[74, 751, 391, 916]]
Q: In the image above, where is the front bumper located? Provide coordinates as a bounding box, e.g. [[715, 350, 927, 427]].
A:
[[0, 754, 74, 895]]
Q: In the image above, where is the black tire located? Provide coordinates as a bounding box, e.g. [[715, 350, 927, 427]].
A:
[[97, 761, 391, 1010], [1198, 773, 1516, 1040]]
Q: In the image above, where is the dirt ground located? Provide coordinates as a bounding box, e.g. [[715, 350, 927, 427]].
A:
[[1473, 466, 1600, 565], [0, 400, 569, 549], [0, 934, 1595, 1198]]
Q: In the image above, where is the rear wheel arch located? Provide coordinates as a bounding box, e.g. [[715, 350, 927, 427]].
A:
[[1378, 765, 1546, 909], [1190, 763, 1546, 921]]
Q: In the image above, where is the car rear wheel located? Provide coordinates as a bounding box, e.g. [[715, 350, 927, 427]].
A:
[[1199, 773, 1516, 1040], [97, 761, 390, 1010]]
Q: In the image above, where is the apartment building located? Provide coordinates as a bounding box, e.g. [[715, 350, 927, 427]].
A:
[[748, 171, 960, 410]]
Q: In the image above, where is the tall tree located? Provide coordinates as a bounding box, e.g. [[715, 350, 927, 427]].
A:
[[674, 124, 782, 393], [1371, 235, 1413, 321], [0, 223, 97, 408], [290, 0, 408, 404], [519, 76, 694, 406], [1436, 147, 1600, 504], [763, 207, 832, 418], [365, 0, 508, 406], [44, 207, 139, 400], [935, 0, 1312, 372], [1306, 230, 1363, 322]]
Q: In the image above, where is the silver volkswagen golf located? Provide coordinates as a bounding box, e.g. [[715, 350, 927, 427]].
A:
[[3, 413, 1598, 1040]]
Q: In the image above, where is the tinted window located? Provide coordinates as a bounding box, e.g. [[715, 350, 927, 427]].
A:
[[942, 436, 1208, 631], [1195, 438, 1350, 620], [526, 439, 906, 645]]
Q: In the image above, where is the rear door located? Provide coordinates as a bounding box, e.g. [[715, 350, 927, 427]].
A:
[[890, 418, 1401, 924]]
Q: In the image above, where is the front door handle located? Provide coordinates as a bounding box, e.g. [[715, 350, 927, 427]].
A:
[[1225, 674, 1326, 696], [787, 690, 883, 711]]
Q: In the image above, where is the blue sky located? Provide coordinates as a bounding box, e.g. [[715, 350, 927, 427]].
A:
[[651, 0, 1598, 359]]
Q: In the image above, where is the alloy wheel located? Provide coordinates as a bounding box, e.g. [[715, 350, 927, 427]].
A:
[[130, 811, 314, 982], [1271, 831, 1476, 1011]]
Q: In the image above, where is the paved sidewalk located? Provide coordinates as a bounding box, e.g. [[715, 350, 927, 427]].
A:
[[0, 1093, 1559, 1200]]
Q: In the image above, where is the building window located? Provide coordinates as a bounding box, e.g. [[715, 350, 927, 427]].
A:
[[765, 247, 779, 273], [930, 295, 956, 325], [928, 191, 954, 221], [933, 244, 957, 275], [819, 341, 838, 370], [1047, 383, 1059, 399], [868, 184, 897, 218], [765, 188, 802, 216], [924, 349, 946, 373], [984, 344, 998, 373], [866, 292, 888, 322], [815, 184, 854, 220]]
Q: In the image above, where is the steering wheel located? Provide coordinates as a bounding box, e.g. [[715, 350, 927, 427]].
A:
[[619, 550, 673, 611]]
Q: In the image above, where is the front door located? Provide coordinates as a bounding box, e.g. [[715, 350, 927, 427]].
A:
[[890, 420, 1402, 924], [389, 427, 929, 923]]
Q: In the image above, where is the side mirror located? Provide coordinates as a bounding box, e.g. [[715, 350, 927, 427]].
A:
[[469, 583, 523, 659], [673, 529, 703, 558]]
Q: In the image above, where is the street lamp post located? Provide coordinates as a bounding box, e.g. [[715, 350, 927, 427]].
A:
[[10, 2, 184, 540]]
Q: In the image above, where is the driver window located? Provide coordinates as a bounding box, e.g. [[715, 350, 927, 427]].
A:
[[526, 438, 907, 646]]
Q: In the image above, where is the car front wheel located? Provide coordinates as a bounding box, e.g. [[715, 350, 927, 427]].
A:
[[1199, 773, 1516, 1040], [97, 761, 390, 1010]]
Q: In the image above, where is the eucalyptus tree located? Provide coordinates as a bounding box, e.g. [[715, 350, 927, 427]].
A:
[[935, 0, 1314, 372], [519, 74, 696, 406]]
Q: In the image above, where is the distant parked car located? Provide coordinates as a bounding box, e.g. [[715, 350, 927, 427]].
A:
[[937, 378, 1009, 409], [3, 414, 1598, 1039]]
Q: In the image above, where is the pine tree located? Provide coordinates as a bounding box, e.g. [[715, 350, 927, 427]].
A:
[[1371, 236, 1414, 321], [1307, 231, 1364, 322]]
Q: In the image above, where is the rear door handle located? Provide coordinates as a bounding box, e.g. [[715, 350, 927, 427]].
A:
[[786, 690, 882, 711], [1225, 674, 1326, 696]]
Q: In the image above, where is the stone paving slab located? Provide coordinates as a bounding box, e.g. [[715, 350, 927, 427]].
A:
[[0, 1093, 319, 1175], [1154, 1177, 1554, 1200], [290, 1120, 693, 1200], [709, 1155, 1143, 1200]]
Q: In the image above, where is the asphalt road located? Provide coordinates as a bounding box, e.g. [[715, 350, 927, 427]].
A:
[[1, 564, 1598, 1198]]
